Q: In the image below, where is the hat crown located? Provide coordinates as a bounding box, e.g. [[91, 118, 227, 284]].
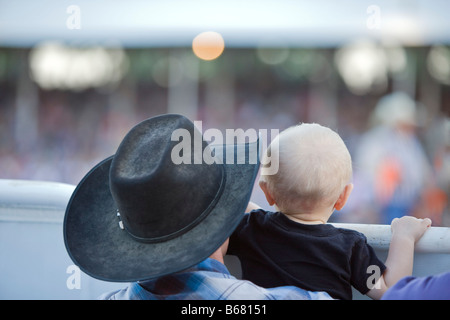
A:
[[109, 115, 224, 242]]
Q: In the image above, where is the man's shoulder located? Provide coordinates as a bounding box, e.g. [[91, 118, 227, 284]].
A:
[[97, 271, 334, 300], [97, 283, 150, 300]]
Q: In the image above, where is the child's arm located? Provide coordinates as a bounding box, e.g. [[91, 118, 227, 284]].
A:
[[366, 216, 431, 300]]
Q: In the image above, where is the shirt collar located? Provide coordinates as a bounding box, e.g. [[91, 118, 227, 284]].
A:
[[133, 258, 233, 299], [183, 258, 230, 275]]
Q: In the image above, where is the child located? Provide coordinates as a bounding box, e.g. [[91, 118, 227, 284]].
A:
[[228, 123, 431, 299]]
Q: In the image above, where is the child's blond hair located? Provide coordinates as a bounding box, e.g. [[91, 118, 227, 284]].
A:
[[260, 123, 352, 214]]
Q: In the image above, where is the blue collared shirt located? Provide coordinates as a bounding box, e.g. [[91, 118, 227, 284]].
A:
[[98, 258, 333, 300]]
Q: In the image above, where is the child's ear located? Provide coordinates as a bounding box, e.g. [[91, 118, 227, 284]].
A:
[[259, 180, 276, 206], [334, 183, 354, 211]]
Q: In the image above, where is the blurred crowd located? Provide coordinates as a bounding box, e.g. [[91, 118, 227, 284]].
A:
[[338, 92, 449, 227], [0, 48, 449, 227]]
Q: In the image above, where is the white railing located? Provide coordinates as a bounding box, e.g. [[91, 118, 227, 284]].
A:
[[0, 179, 124, 299], [331, 223, 450, 254]]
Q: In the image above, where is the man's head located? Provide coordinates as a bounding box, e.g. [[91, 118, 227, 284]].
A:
[[259, 123, 352, 215], [64, 114, 260, 282]]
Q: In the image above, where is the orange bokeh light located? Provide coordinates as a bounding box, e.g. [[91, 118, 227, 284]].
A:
[[192, 31, 225, 61]]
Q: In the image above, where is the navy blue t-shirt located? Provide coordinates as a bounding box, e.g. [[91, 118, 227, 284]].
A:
[[228, 209, 386, 300]]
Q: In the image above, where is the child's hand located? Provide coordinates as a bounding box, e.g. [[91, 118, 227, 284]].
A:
[[369, 216, 433, 299], [391, 216, 432, 243]]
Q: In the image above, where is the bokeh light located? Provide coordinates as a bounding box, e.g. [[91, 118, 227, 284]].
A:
[[192, 31, 225, 61], [334, 40, 388, 95], [427, 46, 450, 85], [256, 46, 289, 65], [29, 42, 128, 91]]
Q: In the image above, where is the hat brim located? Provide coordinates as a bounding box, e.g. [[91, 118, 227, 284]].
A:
[[63, 141, 260, 282]]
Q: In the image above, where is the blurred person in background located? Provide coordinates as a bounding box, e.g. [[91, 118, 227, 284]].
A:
[[350, 92, 446, 225], [424, 117, 450, 226]]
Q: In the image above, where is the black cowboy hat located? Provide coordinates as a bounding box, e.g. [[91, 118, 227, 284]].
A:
[[63, 114, 259, 282]]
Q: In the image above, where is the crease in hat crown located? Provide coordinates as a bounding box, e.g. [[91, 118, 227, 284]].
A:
[[109, 114, 226, 243]]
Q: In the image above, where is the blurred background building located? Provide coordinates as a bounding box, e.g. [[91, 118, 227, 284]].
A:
[[0, 0, 449, 226]]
